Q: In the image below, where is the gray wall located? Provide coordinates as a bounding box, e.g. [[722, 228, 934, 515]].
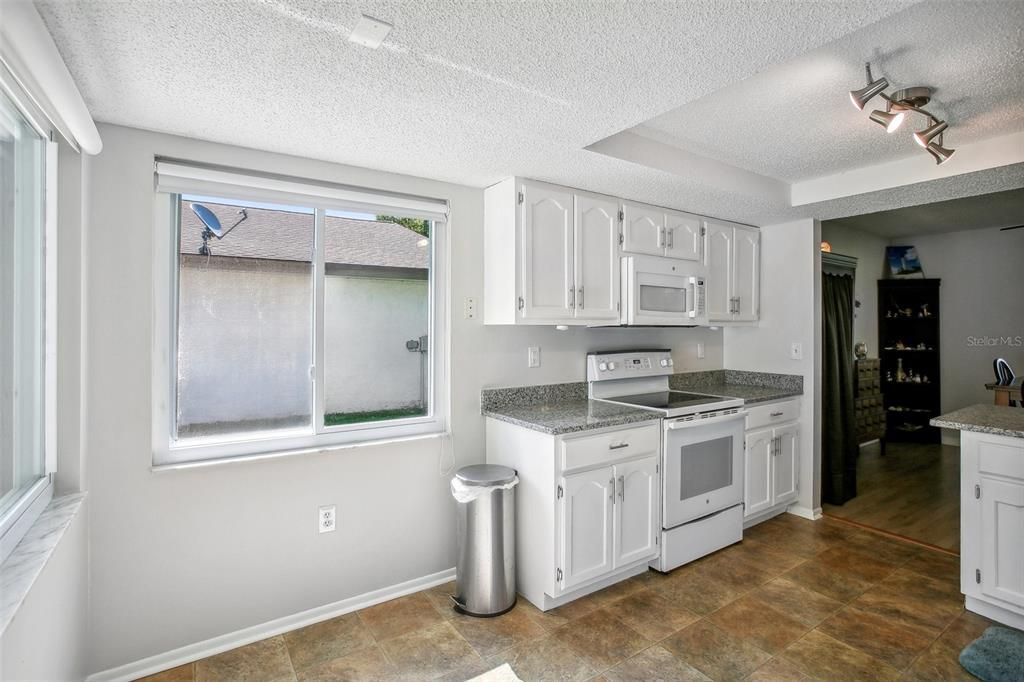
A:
[[889, 226, 1024, 413], [83, 123, 725, 673], [820, 222, 888, 357]]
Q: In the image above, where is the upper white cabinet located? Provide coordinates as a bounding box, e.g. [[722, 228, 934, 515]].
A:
[[484, 178, 619, 325], [622, 202, 701, 261], [704, 219, 760, 323]]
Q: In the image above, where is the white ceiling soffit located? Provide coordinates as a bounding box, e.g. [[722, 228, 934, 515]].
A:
[[606, 0, 1024, 210], [34, 0, 931, 225], [822, 187, 1024, 239]]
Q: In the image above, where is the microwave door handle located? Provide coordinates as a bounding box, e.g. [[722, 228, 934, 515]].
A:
[[686, 277, 695, 318]]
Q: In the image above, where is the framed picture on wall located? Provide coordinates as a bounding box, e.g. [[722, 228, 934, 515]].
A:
[[886, 246, 924, 277]]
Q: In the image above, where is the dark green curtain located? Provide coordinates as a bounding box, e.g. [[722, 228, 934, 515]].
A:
[[822, 272, 858, 504]]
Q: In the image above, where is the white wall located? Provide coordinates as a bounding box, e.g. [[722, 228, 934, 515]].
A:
[[889, 226, 1024, 413], [323, 275, 428, 414], [83, 124, 725, 673], [820, 222, 888, 356], [0, 499, 89, 682], [725, 219, 821, 516]]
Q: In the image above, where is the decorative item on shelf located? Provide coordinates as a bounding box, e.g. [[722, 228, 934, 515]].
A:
[[895, 340, 906, 350], [848, 61, 956, 165], [886, 246, 924, 278], [886, 370, 893, 382], [855, 341, 867, 359], [920, 303, 931, 317], [896, 358, 907, 382], [917, 342, 927, 350], [821, 241, 832, 253]]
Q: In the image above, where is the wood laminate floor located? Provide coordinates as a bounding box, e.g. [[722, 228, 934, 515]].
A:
[[136, 515, 993, 682], [823, 441, 960, 553]]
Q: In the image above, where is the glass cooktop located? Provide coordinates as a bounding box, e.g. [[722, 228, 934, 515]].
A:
[[610, 390, 733, 412]]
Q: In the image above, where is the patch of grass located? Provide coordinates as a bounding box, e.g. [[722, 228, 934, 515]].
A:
[[324, 407, 427, 427]]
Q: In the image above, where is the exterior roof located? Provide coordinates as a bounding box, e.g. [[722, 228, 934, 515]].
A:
[[179, 200, 429, 269]]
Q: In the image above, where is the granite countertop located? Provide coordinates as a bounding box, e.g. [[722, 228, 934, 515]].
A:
[[483, 400, 661, 435], [930, 404, 1024, 439], [682, 382, 803, 404]]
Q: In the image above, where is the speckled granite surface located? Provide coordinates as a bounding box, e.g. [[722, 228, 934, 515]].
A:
[[480, 382, 587, 412], [670, 370, 803, 404], [484, 400, 660, 435], [931, 404, 1024, 439]]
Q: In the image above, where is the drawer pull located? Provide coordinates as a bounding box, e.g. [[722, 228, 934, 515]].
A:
[[609, 442, 630, 450], [770, 411, 785, 417]]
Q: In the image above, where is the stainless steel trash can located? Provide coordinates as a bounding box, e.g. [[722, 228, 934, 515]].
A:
[[451, 464, 518, 617]]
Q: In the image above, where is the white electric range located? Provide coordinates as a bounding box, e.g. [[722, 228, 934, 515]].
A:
[[587, 349, 746, 572]]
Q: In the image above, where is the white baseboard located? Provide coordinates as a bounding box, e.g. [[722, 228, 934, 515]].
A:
[[786, 505, 822, 521], [86, 567, 456, 682]]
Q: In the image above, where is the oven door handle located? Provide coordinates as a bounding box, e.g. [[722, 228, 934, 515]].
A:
[[666, 410, 747, 429]]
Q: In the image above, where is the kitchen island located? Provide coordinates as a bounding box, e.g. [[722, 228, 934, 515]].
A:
[[931, 404, 1024, 629]]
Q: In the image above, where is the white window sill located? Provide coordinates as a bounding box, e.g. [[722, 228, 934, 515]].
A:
[[0, 492, 87, 637], [152, 430, 451, 472]]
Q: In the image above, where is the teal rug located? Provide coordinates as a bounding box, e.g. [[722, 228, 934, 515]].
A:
[[959, 626, 1024, 682]]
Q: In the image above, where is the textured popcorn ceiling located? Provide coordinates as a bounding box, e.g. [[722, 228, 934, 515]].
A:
[[35, 0, 1023, 224], [822, 187, 1024, 239], [635, 0, 1024, 183]]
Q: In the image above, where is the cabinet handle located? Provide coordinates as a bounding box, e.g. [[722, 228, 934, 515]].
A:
[[770, 411, 784, 417], [609, 442, 629, 450], [667, 228, 675, 249], [609, 478, 615, 501], [518, 296, 524, 311], [618, 475, 624, 502], [569, 287, 575, 308], [578, 287, 584, 309]]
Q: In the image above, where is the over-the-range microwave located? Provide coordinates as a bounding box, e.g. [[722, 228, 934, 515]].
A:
[[615, 255, 708, 327]]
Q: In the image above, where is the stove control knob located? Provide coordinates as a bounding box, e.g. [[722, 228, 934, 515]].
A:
[[598, 362, 608, 371], [668, 358, 674, 366], [608, 362, 617, 371], [660, 359, 669, 367]]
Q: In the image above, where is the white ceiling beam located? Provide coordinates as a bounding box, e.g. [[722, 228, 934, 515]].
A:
[[790, 130, 1024, 207]]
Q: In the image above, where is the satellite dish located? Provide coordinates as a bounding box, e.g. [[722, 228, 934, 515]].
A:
[[190, 203, 249, 256], [191, 203, 225, 237]]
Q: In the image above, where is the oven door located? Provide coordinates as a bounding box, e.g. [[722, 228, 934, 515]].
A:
[[662, 411, 745, 529], [623, 256, 706, 326]]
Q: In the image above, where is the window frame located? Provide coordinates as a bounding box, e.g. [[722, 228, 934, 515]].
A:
[[152, 173, 449, 468], [0, 67, 58, 563]]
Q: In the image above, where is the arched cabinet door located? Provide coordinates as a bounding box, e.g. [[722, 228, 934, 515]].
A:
[[558, 467, 614, 590], [621, 202, 665, 256], [744, 428, 774, 519], [665, 209, 702, 262], [614, 456, 659, 567], [703, 220, 734, 321], [574, 193, 620, 321], [520, 182, 574, 320]]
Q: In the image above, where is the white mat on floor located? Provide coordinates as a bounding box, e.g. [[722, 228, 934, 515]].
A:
[[467, 662, 524, 682]]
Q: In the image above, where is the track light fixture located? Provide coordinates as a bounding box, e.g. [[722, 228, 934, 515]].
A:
[[849, 62, 956, 165]]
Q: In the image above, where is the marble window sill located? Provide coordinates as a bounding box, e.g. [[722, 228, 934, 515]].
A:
[[0, 492, 87, 636]]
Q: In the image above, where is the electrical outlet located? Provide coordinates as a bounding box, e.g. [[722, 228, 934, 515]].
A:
[[464, 297, 477, 320], [790, 342, 803, 360], [318, 505, 336, 534], [527, 346, 541, 368], [697, 342, 705, 360]]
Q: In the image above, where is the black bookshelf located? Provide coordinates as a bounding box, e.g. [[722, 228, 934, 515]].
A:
[[877, 279, 941, 443]]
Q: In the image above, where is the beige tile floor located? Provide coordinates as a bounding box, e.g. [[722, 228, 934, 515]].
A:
[[138, 514, 995, 681]]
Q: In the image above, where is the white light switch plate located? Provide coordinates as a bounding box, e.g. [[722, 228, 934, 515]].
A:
[[528, 346, 541, 368], [790, 342, 803, 360]]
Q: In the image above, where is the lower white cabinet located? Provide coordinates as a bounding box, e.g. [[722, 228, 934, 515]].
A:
[[486, 418, 661, 611], [960, 430, 1024, 629], [743, 400, 800, 525]]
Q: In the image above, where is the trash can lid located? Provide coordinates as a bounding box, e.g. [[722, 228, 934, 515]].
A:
[[456, 464, 517, 487]]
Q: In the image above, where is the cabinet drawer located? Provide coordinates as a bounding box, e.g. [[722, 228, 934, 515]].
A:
[[746, 399, 800, 430], [561, 424, 660, 472]]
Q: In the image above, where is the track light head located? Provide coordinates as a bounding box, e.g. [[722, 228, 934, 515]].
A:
[[925, 142, 955, 165], [913, 120, 948, 148], [849, 77, 889, 110], [869, 109, 905, 133]]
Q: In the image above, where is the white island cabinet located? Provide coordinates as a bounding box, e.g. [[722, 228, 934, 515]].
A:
[[932, 405, 1024, 630], [485, 418, 661, 611]]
